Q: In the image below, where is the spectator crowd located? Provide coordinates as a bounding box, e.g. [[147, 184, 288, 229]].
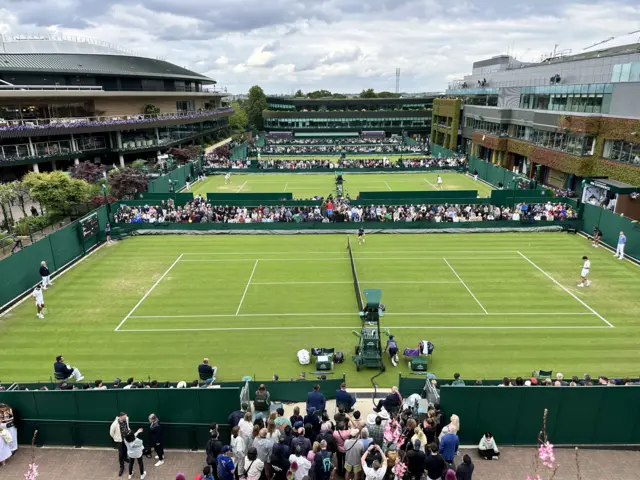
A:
[[256, 157, 465, 170], [255, 144, 426, 155]]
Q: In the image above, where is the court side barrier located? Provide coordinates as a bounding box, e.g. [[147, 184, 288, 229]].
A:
[[0, 206, 109, 310], [429, 144, 457, 158], [359, 190, 478, 200], [146, 162, 196, 194], [207, 193, 294, 201], [468, 156, 543, 191], [581, 203, 640, 261], [135, 192, 195, 205], [0, 387, 240, 448], [439, 385, 640, 445], [204, 167, 465, 174]]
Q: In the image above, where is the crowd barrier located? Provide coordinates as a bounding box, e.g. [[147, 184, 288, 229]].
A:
[[204, 167, 465, 174], [468, 156, 537, 190], [230, 142, 248, 160], [206, 193, 293, 201], [581, 203, 640, 260], [359, 190, 478, 200], [146, 162, 196, 194], [0, 206, 109, 310]]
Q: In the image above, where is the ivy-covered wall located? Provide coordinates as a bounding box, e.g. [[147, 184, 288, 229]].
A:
[[431, 98, 462, 151]]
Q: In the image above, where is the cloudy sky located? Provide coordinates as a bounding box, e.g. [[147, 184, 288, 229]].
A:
[[1, 0, 639, 94]]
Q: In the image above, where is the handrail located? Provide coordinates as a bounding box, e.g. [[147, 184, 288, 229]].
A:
[[0, 108, 233, 131], [0, 85, 104, 91]]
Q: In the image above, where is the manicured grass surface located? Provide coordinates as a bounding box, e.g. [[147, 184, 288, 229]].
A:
[[1, 233, 639, 386], [191, 172, 493, 198]]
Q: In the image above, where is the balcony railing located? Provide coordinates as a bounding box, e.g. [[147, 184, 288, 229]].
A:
[[0, 85, 104, 91], [0, 108, 233, 132], [0, 85, 228, 93], [0, 137, 107, 163]]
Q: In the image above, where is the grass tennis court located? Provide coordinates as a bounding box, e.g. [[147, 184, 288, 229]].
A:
[[191, 172, 493, 198], [1, 233, 639, 386]]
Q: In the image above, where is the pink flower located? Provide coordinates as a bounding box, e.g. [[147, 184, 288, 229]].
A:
[[392, 461, 407, 480], [538, 442, 556, 468], [24, 463, 39, 480]]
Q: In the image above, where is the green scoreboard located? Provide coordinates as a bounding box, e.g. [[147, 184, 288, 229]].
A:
[[79, 213, 99, 239]]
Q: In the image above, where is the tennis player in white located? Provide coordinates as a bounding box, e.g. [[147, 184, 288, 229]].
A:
[[577, 256, 592, 288], [225, 173, 232, 185], [32, 284, 45, 318], [436, 175, 443, 189]]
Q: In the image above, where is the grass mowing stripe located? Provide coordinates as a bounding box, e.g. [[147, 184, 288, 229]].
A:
[[443, 258, 488, 314], [114, 253, 184, 332], [517, 251, 615, 328]]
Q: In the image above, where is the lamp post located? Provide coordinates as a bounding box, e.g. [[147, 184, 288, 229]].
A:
[[101, 171, 111, 217]]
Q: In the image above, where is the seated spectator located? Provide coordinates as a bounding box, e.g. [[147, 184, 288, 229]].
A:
[[198, 358, 217, 385], [336, 383, 356, 412], [373, 386, 402, 413], [306, 384, 326, 413], [253, 384, 271, 415], [53, 355, 84, 382], [455, 455, 474, 480], [556, 373, 568, 386], [478, 432, 500, 460], [451, 373, 465, 386], [94, 380, 107, 390]]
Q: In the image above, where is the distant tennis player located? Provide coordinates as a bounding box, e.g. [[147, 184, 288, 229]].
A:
[[358, 227, 366, 245], [32, 284, 45, 319], [225, 172, 232, 185], [577, 256, 591, 288], [436, 175, 443, 190], [592, 226, 602, 248]]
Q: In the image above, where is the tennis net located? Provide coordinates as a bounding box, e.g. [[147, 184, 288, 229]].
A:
[[347, 235, 364, 311]]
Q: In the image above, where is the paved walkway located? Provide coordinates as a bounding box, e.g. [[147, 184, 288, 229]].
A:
[[2, 445, 638, 479]]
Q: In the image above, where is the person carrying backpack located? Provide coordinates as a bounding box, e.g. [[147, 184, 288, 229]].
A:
[[195, 466, 215, 480], [216, 446, 235, 480], [313, 440, 334, 480]]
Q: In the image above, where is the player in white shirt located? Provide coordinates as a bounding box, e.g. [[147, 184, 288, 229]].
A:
[[436, 175, 443, 190], [577, 256, 592, 288], [225, 173, 232, 185], [31, 284, 45, 318]]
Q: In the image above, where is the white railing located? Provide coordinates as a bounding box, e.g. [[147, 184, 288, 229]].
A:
[[0, 85, 104, 91]]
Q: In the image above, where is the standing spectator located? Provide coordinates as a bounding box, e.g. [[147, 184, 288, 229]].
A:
[[333, 422, 350, 475], [291, 426, 312, 457], [148, 414, 164, 467], [269, 443, 291, 480], [230, 426, 246, 477], [274, 407, 291, 432], [110, 412, 130, 476], [254, 384, 271, 417], [615, 231, 626, 260], [422, 418, 437, 445], [424, 443, 446, 480], [307, 384, 327, 414], [216, 446, 235, 480], [243, 447, 264, 480], [0, 405, 17, 455], [439, 415, 460, 441], [406, 440, 426, 480], [238, 412, 253, 439], [228, 403, 249, 428], [477, 432, 500, 460], [105, 222, 113, 244], [253, 428, 274, 463], [344, 429, 364, 480], [289, 406, 303, 427], [195, 466, 215, 480], [439, 425, 459, 467], [313, 440, 334, 480], [336, 383, 356, 412], [198, 358, 217, 385], [366, 415, 384, 447], [456, 454, 474, 480], [206, 428, 224, 473], [124, 429, 146, 479], [289, 445, 311, 480], [304, 407, 321, 435], [360, 444, 386, 480], [39, 261, 53, 289], [0, 424, 12, 466]]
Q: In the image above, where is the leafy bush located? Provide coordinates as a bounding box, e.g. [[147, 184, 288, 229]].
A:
[[131, 159, 147, 171], [13, 214, 53, 236]]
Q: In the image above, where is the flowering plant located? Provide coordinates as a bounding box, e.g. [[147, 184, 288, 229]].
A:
[[24, 430, 39, 480], [383, 419, 403, 447]]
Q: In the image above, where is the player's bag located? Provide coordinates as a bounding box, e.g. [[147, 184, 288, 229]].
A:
[[297, 349, 310, 365], [334, 352, 344, 364]]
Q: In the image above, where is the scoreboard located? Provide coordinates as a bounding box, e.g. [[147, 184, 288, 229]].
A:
[[79, 213, 99, 239]]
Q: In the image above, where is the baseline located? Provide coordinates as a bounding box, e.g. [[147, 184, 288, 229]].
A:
[[517, 251, 614, 328]]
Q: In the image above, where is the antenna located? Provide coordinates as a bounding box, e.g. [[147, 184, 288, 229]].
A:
[[395, 68, 400, 94], [583, 30, 640, 50]]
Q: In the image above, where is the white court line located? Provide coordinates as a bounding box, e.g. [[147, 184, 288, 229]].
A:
[[384, 181, 392, 191], [283, 182, 288, 192], [114, 254, 184, 332], [118, 325, 611, 332], [129, 312, 594, 319], [236, 259, 259, 315], [423, 178, 437, 190], [517, 251, 615, 328], [181, 250, 520, 255], [250, 281, 461, 285], [235, 180, 248, 193], [178, 257, 523, 262], [443, 258, 489, 314]]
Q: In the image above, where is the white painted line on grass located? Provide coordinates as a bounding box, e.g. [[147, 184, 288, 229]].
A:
[[235, 180, 248, 193], [443, 258, 488, 314], [128, 311, 594, 319], [283, 182, 288, 192], [423, 178, 437, 189], [236, 259, 259, 315], [384, 181, 392, 191], [181, 250, 520, 255], [250, 280, 461, 285], [114, 253, 184, 332], [117, 325, 611, 333], [517, 251, 615, 328], [179, 257, 523, 262]]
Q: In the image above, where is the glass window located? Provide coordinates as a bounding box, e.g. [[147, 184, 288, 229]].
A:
[[603, 139, 614, 159], [620, 63, 632, 82], [595, 83, 605, 94], [611, 64, 622, 82], [630, 62, 640, 83]]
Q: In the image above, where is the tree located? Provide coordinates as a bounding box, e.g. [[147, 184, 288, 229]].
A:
[[0, 182, 16, 229], [22, 171, 91, 216], [307, 89, 333, 99], [294, 89, 304, 97], [229, 101, 249, 135], [360, 88, 377, 98], [70, 161, 105, 184], [246, 85, 268, 130], [376, 91, 400, 98], [108, 168, 148, 200], [9, 180, 31, 217]]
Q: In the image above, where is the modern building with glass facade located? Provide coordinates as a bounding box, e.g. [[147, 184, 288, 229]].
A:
[[263, 96, 435, 138], [433, 40, 640, 187], [0, 36, 231, 180]]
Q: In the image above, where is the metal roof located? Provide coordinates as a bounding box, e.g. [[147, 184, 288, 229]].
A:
[[0, 53, 214, 83]]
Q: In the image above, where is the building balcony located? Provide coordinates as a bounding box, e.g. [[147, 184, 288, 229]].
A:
[[0, 108, 233, 138], [0, 85, 229, 97], [263, 110, 431, 119]]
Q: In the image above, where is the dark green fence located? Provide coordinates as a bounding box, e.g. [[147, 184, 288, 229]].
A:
[[469, 156, 526, 189], [430, 144, 457, 158], [0, 206, 109, 309], [439, 385, 640, 445], [581, 203, 640, 261], [146, 163, 196, 193], [359, 190, 478, 200], [231, 142, 248, 160], [204, 167, 464, 174], [206, 193, 294, 201], [0, 387, 239, 448]]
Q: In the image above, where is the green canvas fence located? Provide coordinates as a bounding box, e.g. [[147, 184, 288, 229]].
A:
[[351, 197, 494, 206], [359, 190, 478, 200], [134, 192, 195, 206], [0, 206, 108, 309], [206, 193, 294, 201], [146, 162, 195, 194], [581, 203, 640, 261], [429, 144, 457, 158], [398, 376, 505, 397], [490, 189, 554, 207], [439, 385, 640, 445], [0, 387, 239, 449], [231, 142, 248, 160]]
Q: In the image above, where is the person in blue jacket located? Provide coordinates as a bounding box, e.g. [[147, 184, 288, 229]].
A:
[[306, 384, 326, 413], [335, 383, 356, 412], [439, 425, 459, 466]]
